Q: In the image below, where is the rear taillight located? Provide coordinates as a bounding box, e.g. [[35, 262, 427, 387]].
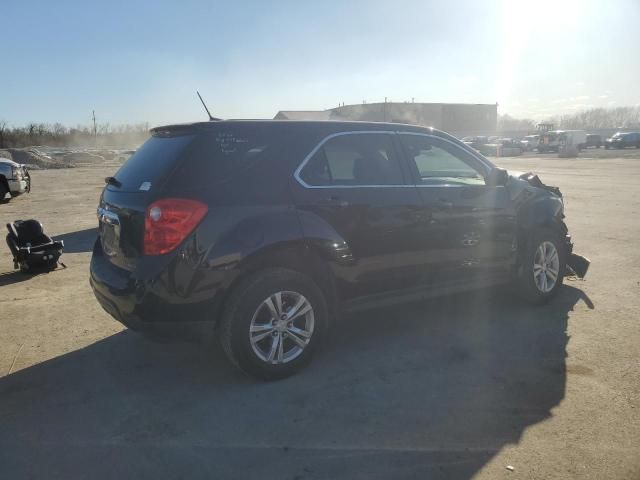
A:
[[144, 198, 208, 255]]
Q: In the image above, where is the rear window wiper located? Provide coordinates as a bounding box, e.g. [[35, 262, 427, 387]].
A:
[[105, 176, 122, 188]]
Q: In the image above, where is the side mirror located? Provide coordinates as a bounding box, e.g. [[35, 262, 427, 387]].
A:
[[487, 167, 509, 186]]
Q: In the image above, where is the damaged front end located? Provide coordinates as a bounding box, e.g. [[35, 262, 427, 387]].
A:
[[566, 251, 590, 278], [517, 171, 590, 279]]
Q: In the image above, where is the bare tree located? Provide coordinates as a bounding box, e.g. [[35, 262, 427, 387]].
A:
[[53, 123, 67, 137], [547, 106, 640, 130], [0, 120, 7, 148], [498, 114, 536, 133]]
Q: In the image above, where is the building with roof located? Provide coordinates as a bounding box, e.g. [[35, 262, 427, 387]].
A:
[[274, 102, 497, 136]]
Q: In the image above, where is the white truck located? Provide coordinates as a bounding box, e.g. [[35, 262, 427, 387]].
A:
[[0, 158, 31, 202], [538, 130, 587, 153]]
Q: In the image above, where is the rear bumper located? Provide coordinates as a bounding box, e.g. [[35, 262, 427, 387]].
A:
[[8, 179, 29, 195], [89, 242, 216, 341]]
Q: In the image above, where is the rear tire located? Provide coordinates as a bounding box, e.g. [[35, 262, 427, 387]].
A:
[[0, 182, 8, 202], [516, 228, 566, 305], [219, 268, 328, 380]]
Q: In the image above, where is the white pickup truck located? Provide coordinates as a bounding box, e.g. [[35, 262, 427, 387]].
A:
[[0, 158, 31, 202]]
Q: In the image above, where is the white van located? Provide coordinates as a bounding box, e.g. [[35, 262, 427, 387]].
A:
[[539, 130, 587, 152]]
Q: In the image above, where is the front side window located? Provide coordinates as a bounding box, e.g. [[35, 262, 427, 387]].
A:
[[299, 133, 404, 186], [400, 135, 486, 186]]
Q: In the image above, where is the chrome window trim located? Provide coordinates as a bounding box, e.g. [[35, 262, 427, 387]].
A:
[[293, 130, 405, 189], [293, 130, 494, 189]]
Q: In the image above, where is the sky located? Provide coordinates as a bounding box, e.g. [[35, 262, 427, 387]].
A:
[[1, 0, 639, 127]]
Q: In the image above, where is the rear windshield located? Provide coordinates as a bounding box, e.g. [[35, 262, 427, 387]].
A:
[[112, 134, 195, 192], [111, 124, 284, 193]]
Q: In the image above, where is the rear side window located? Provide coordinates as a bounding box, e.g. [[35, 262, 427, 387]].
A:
[[172, 128, 278, 190], [299, 133, 404, 186], [113, 125, 284, 193]]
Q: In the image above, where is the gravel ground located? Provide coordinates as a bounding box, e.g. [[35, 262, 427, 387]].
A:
[[0, 155, 638, 479]]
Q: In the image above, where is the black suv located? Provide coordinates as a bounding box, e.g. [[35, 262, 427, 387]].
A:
[[90, 120, 588, 379]]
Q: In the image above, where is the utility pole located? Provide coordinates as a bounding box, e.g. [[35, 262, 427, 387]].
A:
[[92, 110, 97, 137], [383, 97, 387, 122]]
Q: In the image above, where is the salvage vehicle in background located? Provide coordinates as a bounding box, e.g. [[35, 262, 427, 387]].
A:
[[0, 158, 31, 202], [538, 131, 560, 152], [520, 134, 540, 151], [538, 130, 587, 152], [477, 138, 523, 156], [461, 136, 488, 151], [584, 134, 602, 148], [90, 120, 589, 380], [605, 132, 640, 149]]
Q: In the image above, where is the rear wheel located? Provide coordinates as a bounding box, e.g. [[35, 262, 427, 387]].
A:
[[219, 268, 328, 380], [0, 181, 8, 202], [516, 229, 565, 304]]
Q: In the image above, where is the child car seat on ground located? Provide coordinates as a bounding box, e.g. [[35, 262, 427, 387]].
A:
[[5, 219, 64, 272]]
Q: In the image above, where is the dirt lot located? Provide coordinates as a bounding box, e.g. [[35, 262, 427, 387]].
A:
[[0, 154, 639, 479]]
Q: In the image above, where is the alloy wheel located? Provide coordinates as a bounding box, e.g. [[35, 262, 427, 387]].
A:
[[249, 291, 315, 364], [533, 241, 560, 293]]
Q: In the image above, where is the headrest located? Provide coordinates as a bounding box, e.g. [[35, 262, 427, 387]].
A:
[[14, 219, 45, 241]]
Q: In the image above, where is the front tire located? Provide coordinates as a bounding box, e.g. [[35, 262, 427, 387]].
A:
[[219, 268, 328, 380], [516, 229, 566, 304]]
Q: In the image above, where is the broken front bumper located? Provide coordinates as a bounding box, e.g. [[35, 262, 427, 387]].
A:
[[564, 235, 590, 278], [567, 253, 590, 278]]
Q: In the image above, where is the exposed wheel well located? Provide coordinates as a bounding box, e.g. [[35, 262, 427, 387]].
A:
[[516, 220, 568, 270], [214, 242, 339, 329]]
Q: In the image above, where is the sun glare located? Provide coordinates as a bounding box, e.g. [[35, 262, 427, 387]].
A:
[[497, 0, 583, 112]]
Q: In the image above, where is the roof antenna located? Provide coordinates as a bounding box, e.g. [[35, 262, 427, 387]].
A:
[[196, 91, 221, 121]]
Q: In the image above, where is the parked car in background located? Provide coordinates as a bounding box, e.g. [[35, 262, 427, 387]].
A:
[[520, 135, 540, 151], [461, 136, 488, 151], [478, 138, 523, 156], [539, 130, 587, 152], [497, 138, 523, 155], [605, 132, 640, 149], [0, 158, 31, 202], [584, 134, 602, 148], [90, 120, 589, 379]]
